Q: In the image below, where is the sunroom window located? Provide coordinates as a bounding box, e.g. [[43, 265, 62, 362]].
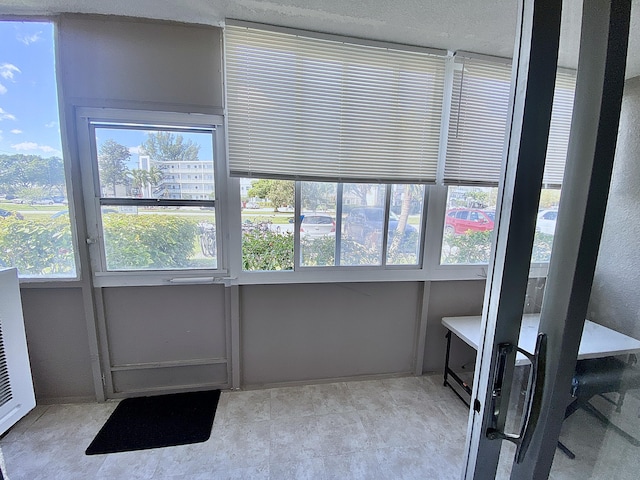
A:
[[77, 110, 225, 277], [0, 21, 76, 279]]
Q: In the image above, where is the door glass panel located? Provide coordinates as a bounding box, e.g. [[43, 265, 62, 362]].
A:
[[546, 38, 640, 476]]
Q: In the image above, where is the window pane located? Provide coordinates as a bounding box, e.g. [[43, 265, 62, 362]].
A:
[[94, 127, 214, 200], [441, 186, 497, 265], [441, 186, 561, 265], [241, 179, 294, 271], [386, 184, 425, 265], [0, 22, 76, 278], [102, 207, 217, 271], [533, 188, 561, 263], [300, 182, 337, 267], [341, 184, 386, 266]]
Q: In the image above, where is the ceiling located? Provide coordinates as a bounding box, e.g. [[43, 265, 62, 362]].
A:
[[1, 0, 639, 78]]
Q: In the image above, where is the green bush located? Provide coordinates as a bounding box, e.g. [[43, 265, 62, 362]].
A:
[[442, 229, 556, 264], [442, 230, 493, 264], [0, 217, 75, 276], [532, 231, 554, 263], [102, 214, 197, 270], [242, 230, 294, 270]]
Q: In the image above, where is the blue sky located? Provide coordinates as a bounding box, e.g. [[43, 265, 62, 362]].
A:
[[0, 21, 62, 158]]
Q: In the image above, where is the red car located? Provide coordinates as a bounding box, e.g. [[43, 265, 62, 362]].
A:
[[445, 208, 495, 235]]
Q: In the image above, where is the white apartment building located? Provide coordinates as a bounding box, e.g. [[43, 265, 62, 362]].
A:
[[139, 155, 214, 200]]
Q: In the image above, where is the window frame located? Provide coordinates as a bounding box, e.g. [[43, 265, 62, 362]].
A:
[[76, 108, 229, 287], [1, 19, 81, 284], [425, 185, 549, 281]]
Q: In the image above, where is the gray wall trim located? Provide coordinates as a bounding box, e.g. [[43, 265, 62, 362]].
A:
[[228, 285, 241, 390], [413, 282, 431, 375]]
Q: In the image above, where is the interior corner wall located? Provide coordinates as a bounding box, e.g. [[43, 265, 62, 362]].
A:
[[589, 75, 640, 340], [240, 282, 421, 387], [19, 287, 95, 402], [422, 279, 486, 373]]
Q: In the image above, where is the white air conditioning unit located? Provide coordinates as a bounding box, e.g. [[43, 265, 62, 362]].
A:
[[0, 268, 35, 435]]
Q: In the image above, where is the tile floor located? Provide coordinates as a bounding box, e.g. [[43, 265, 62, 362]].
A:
[[1, 374, 639, 479], [0, 375, 467, 480]]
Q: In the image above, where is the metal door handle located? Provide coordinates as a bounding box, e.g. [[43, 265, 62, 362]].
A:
[[486, 333, 547, 464]]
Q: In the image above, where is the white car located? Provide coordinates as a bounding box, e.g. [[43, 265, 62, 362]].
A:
[[300, 213, 335, 237], [536, 209, 558, 235]]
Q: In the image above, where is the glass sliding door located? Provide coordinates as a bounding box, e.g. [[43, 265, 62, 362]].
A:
[[463, 0, 633, 479]]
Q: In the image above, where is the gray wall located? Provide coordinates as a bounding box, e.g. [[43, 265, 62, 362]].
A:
[[589, 76, 640, 340], [240, 282, 422, 386], [422, 280, 486, 374], [102, 285, 228, 393], [20, 288, 94, 401], [57, 14, 223, 108]]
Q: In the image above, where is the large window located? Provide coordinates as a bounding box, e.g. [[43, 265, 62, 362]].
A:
[[0, 21, 76, 278], [240, 179, 426, 271], [78, 110, 225, 277]]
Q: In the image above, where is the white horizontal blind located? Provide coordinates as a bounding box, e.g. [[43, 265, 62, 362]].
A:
[[444, 56, 512, 185], [545, 70, 576, 187], [225, 24, 447, 183], [444, 54, 576, 187]]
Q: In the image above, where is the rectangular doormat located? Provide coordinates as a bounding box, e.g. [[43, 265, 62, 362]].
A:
[[86, 390, 220, 455]]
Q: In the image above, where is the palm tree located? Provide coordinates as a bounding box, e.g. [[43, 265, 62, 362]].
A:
[[146, 166, 164, 197], [128, 169, 149, 197]]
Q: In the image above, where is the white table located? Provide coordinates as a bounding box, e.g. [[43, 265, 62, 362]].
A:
[[441, 314, 640, 402]]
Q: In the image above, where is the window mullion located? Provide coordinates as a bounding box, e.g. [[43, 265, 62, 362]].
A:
[[335, 183, 344, 266], [381, 184, 392, 266], [293, 181, 302, 270]]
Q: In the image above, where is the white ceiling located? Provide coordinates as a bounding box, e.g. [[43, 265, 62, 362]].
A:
[[1, 0, 639, 78]]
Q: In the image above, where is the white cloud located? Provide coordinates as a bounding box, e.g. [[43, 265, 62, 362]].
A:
[[17, 32, 42, 46], [0, 83, 6, 95], [11, 142, 60, 154], [0, 64, 21, 81], [0, 108, 16, 121], [129, 146, 142, 155], [10, 129, 22, 134], [45, 121, 58, 128]]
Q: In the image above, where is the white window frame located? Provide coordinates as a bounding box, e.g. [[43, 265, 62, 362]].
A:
[[76, 108, 230, 287]]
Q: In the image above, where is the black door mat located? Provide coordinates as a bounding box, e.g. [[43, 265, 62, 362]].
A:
[[86, 389, 220, 455]]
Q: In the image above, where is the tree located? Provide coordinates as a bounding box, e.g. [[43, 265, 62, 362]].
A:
[[0, 154, 65, 195], [128, 169, 149, 197], [301, 183, 335, 211], [344, 184, 371, 206], [143, 132, 200, 162], [247, 179, 294, 211], [98, 140, 130, 196]]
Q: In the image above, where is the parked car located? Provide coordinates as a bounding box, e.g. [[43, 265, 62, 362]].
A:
[[30, 198, 55, 205], [536, 209, 558, 235], [300, 213, 335, 237], [445, 208, 495, 235], [344, 207, 417, 249], [0, 208, 24, 220]]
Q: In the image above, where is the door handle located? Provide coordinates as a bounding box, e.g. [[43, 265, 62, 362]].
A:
[[486, 333, 547, 464]]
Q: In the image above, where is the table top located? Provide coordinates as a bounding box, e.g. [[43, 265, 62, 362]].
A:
[[442, 314, 640, 365]]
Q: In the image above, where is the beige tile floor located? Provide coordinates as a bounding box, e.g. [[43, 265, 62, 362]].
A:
[[0, 375, 468, 480], [1, 374, 639, 479]]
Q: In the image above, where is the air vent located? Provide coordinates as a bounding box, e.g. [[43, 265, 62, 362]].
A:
[[0, 323, 13, 408]]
